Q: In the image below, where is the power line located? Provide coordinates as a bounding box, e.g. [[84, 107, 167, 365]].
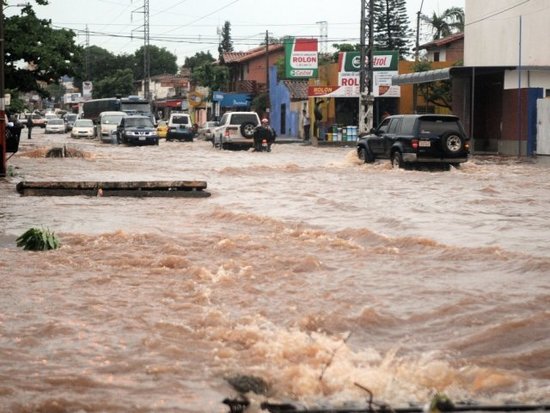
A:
[[466, 0, 531, 26]]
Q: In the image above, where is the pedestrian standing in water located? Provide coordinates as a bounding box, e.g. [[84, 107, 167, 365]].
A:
[[302, 110, 310, 141], [27, 115, 33, 139]]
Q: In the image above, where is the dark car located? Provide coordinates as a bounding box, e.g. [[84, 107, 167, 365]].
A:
[[116, 115, 159, 145], [357, 114, 470, 169]]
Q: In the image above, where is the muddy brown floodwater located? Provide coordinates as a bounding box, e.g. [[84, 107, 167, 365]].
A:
[[1, 131, 549, 413]]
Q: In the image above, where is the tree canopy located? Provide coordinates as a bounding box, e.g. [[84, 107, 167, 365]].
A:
[[217, 21, 234, 64], [4, 1, 82, 97], [92, 69, 135, 99], [184, 51, 215, 73], [421, 7, 465, 40], [371, 0, 413, 59], [133, 45, 178, 79]]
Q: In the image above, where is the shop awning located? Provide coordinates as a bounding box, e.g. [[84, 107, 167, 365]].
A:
[[391, 68, 452, 85], [391, 66, 519, 85]]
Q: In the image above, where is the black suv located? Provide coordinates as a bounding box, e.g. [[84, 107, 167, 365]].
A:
[[357, 114, 470, 168], [116, 115, 159, 146]]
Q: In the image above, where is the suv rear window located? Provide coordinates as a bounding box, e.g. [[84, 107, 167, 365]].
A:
[[172, 116, 189, 125], [418, 119, 461, 136], [229, 114, 259, 125]]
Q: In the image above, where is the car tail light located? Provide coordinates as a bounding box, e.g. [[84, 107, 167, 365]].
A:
[[411, 139, 419, 150]]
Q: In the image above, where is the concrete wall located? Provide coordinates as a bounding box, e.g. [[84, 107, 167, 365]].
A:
[[504, 70, 550, 92], [465, 0, 550, 67]]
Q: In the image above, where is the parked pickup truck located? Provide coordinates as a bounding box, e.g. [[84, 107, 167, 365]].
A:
[[356, 114, 470, 169]]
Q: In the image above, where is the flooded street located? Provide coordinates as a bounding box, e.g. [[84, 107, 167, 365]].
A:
[[1, 130, 549, 413]]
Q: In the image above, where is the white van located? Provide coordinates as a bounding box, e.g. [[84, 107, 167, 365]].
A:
[[98, 111, 127, 143]]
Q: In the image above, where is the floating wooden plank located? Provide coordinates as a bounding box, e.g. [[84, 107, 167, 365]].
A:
[[16, 180, 210, 197]]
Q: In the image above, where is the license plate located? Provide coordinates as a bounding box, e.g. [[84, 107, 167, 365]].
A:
[[139, 136, 146, 141], [419, 140, 431, 147]]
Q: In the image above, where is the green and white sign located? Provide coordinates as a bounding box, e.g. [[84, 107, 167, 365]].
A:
[[337, 51, 400, 97], [285, 37, 318, 79]]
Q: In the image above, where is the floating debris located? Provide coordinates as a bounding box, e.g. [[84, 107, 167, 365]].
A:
[[16, 180, 211, 197], [45, 145, 85, 158], [225, 375, 269, 395], [16, 227, 60, 251]]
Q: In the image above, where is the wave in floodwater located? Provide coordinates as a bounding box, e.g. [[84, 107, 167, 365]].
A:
[[0, 136, 549, 412]]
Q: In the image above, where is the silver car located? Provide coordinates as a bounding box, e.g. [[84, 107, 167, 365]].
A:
[[70, 119, 95, 139], [45, 118, 67, 134]]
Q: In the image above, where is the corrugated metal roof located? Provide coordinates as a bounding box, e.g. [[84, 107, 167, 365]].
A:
[[391, 66, 524, 85], [392, 68, 452, 85], [281, 80, 309, 100]]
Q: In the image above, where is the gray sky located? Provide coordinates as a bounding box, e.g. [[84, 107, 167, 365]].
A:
[[8, 0, 464, 64]]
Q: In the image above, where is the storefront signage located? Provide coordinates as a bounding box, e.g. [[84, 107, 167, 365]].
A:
[[337, 51, 400, 97], [285, 38, 318, 79], [308, 85, 357, 98], [82, 81, 93, 100]]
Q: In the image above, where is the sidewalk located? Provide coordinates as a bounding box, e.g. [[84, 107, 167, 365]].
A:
[[275, 134, 303, 144]]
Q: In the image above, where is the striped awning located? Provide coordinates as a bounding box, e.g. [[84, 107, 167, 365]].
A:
[[391, 68, 452, 85]]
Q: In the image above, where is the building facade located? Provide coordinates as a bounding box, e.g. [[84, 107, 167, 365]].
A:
[[464, 0, 550, 155]]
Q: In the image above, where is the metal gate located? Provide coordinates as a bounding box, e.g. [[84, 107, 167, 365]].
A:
[[536, 98, 550, 155]]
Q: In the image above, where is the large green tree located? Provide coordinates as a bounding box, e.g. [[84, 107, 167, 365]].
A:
[[72, 47, 136, 93], [191, 63, 228, 95], [217, 21, 234, 64], [78, 46, 121, 82], [4, 1, 82, 97], [133, 45, 178, 79], [184, 51, 215, 73], [371, 0, 413, 59], [421, 7, 465, 40], [92, 69, 135, 99]]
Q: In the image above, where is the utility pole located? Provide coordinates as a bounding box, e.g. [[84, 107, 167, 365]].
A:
[[413, 0, 425, 113], [143, 0, 150, 101], [265, 30, 270, 114], [359, 0, 375, 134], [316, 21, 328, 54], [132, 0, 150, 100], [85, 25, 90, 80]]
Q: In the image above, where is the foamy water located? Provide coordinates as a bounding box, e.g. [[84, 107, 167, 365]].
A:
[[0, 132, 549, 412]]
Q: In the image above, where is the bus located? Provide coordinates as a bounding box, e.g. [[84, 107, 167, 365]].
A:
[[81, 96, 152, 124]]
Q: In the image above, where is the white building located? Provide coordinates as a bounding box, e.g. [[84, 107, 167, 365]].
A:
[[464, 0, 550, 155], [394, 0, 550, 156]]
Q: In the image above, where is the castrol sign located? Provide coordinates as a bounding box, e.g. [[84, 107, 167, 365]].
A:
[[285, 37, 318, 79], [337, 51, 400, 97]]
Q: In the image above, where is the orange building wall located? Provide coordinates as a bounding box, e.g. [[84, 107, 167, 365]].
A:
[[245, 50, 285, 83]]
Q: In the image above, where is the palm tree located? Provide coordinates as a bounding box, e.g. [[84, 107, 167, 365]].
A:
[[421, 7, 464, 40]]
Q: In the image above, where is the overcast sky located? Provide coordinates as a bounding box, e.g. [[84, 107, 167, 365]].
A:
[[8, 0, 464, 64]]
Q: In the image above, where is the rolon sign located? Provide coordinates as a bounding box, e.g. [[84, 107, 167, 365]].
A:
[[285, 38, 318, 79]]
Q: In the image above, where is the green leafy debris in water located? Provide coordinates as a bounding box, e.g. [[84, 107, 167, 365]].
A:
[[16, 227, 60, 251]]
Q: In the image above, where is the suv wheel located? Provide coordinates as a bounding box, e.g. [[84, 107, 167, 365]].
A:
[[441, 131, 464, 155], [358, 146, 375, 163], [240, 122, 256, 138], [391, 151, 404, 169]]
